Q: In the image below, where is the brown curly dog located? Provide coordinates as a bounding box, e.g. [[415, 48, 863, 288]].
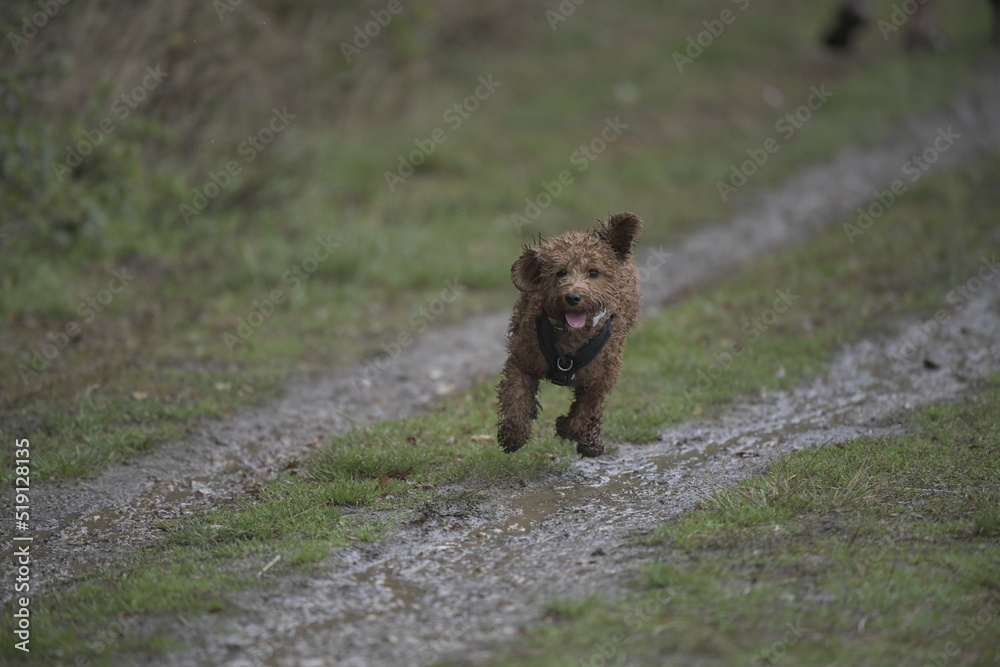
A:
[[497, 212, 643, 457]]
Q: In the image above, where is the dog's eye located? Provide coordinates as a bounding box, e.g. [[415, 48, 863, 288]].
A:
[[556, 269, 568, 277], [588, 269, 600, 278]]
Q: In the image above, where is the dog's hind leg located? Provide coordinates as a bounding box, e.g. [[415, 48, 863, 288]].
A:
[[556, 386, 607, 457]]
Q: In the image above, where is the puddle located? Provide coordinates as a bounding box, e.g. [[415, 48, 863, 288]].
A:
[[144, 274, 998, 667], [6, 69, 999, 664]]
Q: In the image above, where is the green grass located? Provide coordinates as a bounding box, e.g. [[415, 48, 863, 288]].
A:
[[488, 386, 1000, 666], [2, 0, 1000, 661], [5, 150, 998, 665], [2, 0, 996, 481], [601, 152, 1000, 443]]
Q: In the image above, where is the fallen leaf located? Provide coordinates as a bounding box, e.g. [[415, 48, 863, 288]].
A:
[[377, 474, 389, 489], [470, 434, 493, 442], [389, 466, 413, 480], [131, 391, 148, 401]]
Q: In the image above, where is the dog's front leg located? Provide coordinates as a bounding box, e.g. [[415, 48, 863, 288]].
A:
[[497, 361, 540, 453]]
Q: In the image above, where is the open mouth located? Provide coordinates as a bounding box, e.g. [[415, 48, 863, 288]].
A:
[[565, 311, 588, 329], [557, 307, 607, 331]]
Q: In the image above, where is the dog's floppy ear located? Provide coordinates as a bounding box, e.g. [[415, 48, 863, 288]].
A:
[[597, 212, 643, 261], [511, 246, 542, 292]]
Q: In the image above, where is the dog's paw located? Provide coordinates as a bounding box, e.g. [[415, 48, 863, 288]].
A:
[[557, 416, 604, 456], [576, 437, 604, 458], [498, 422, 529, 453]]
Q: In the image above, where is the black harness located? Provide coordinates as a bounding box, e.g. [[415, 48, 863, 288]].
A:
[[535, 311, 616, 386]]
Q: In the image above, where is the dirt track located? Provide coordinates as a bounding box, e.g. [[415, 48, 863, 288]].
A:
[[5, 70, 1000, 665], [151, 264, 1000, 667]]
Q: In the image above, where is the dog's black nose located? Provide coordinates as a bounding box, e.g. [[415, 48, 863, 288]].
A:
[[565, 292, 581, 306]]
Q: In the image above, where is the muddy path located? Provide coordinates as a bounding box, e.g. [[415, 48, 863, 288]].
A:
[[142, 253, 1000, 667], [3, 68, 999, 652]]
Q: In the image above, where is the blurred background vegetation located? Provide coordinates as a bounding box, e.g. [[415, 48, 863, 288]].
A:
[[0, 0, 995, 479]]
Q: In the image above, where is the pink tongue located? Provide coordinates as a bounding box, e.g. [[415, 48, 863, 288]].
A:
[[565, 312, 587, 329]]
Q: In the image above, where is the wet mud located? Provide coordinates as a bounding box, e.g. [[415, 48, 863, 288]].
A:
[[3, 69, 999, 664], [144, 266, 1000, 667]]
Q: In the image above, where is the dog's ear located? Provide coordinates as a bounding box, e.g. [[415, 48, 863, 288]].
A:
[[511, 246, 542, 292], [597, 212, 643, 261]]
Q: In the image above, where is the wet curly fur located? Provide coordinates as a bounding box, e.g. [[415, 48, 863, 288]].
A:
[[497, 212, 643, 457]]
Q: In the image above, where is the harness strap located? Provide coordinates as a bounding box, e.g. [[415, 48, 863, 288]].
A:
[[535, 311, 616, 386]]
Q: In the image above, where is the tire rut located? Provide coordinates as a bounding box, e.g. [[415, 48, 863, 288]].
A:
[[4, 69, 1000, 663], [141, 232, 1000, 667]]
